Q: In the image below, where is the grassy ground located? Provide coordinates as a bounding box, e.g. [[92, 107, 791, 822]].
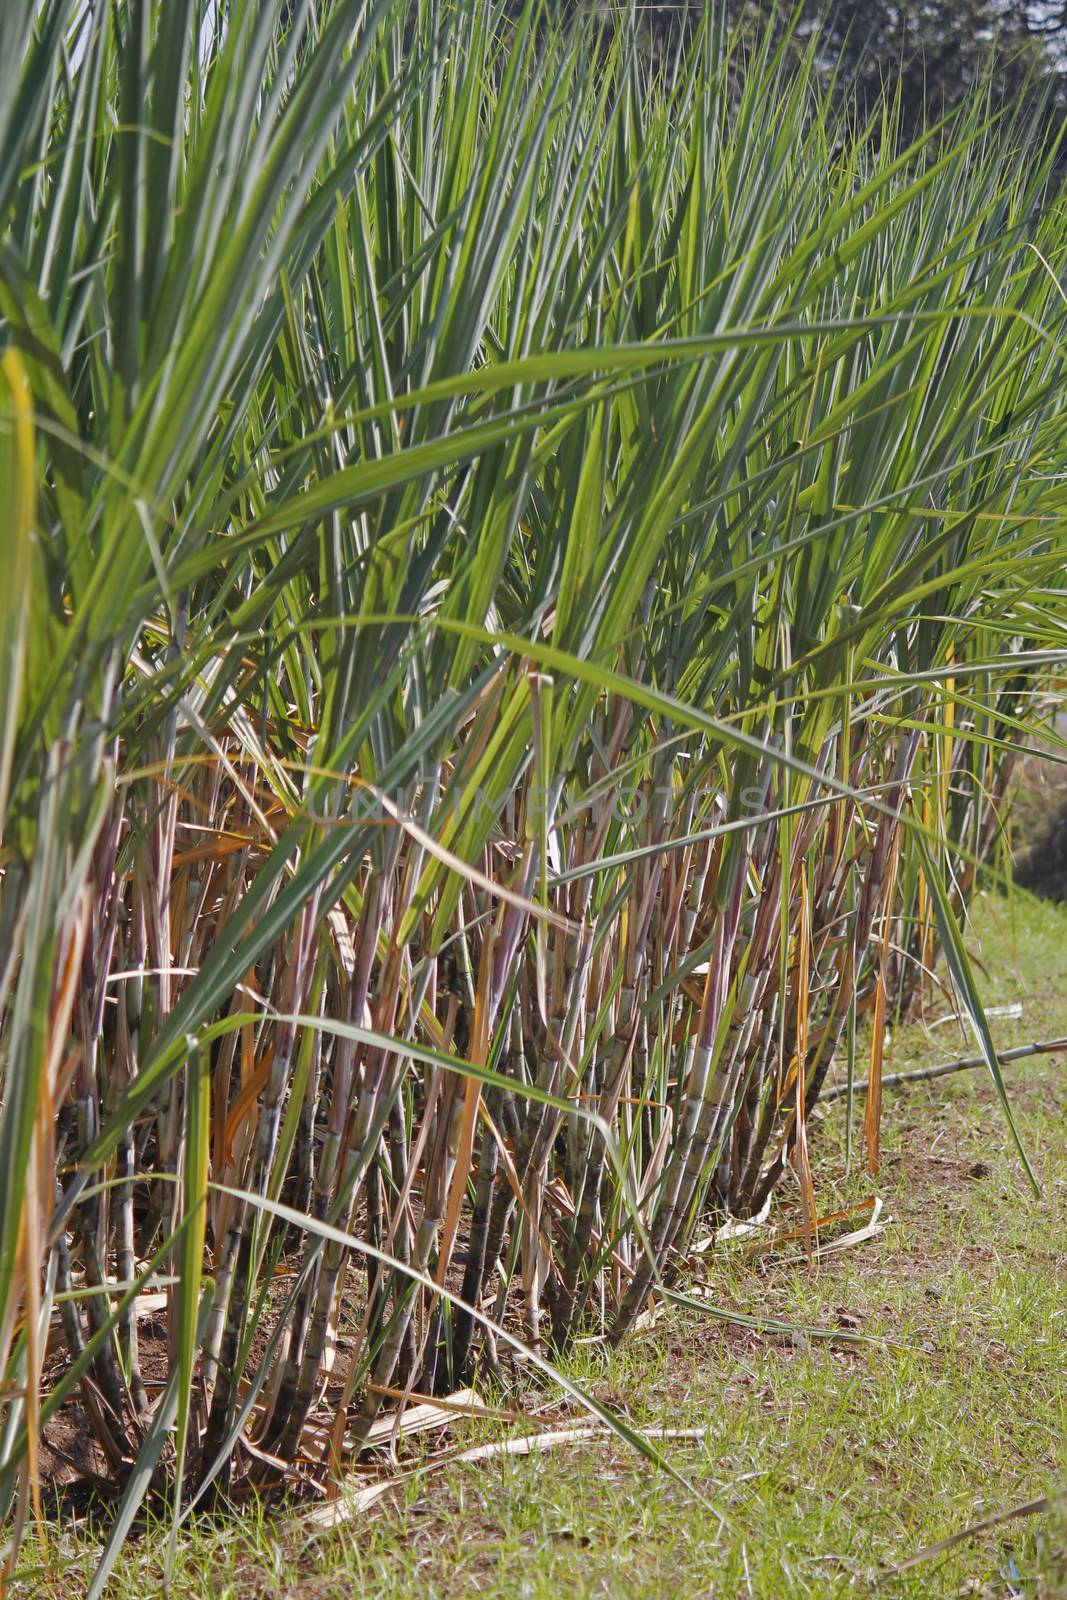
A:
[[21, 888, 1067, 1600]]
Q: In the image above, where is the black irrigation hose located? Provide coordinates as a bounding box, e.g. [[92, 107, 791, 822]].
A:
[[820, 1036, 1067, 1102]]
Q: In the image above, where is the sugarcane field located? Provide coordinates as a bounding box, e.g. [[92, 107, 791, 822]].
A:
[[1, 2, 1066, 1596]]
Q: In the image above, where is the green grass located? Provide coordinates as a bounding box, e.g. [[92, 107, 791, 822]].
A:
[[22, 886, 1067, 1599]]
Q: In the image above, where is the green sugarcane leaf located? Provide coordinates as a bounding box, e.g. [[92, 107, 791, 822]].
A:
[[917, 834, 1039, 1194]]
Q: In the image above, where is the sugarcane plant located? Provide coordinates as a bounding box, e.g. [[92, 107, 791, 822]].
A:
[[1, 0, 1066, 1590]]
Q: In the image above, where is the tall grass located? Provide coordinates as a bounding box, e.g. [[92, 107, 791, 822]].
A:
[[1, 0, 1066, 1587]]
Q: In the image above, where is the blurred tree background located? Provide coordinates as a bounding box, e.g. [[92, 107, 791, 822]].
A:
[[589, 2, 1067, 146]]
